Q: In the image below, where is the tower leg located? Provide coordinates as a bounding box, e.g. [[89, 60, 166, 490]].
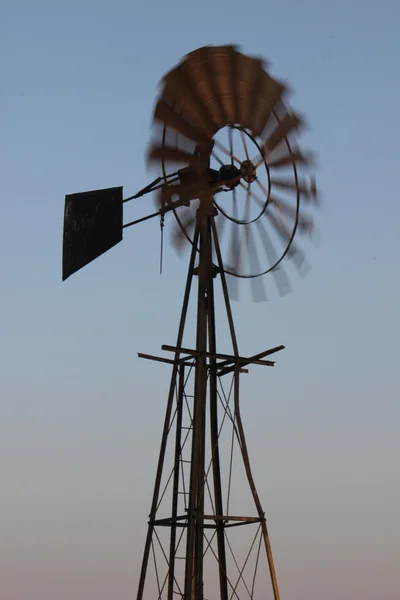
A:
[[207, 232, 229, 600], [168, 364, 185, 600], [136, 226, 199, 600], [213, 218, 281, 600], [184, 212, 209, 600]]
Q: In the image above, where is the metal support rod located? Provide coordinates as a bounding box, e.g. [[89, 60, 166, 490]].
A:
[[233, 366, 281, 600], [216, 345, 286, 369], [123, 193, 196, 230], [136, 225, 200, 600], [213, 217, 281, 600], [202, 515, 262, 523], [184, 211, 209, 600], [161, 345, 276, 367], [123, 172, 179, 202], [137, 353, 179, 366], [168, 365, 185, 600], [210, 219, 239, 357], [207, 227, 229, 600]]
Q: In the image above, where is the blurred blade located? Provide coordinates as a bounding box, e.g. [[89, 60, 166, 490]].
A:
[[256, 218, 292, 296], [245, 183, 252, 221], [248, 67, 263, 130], [229, 48, 240, 124], [162, 64, 218, 136], [263, 113, 304, 155], [271, 177, 313, 199], [215, 207, 228, 245], [246, 183, 266, 210], [226, 272, 239, 302], [230, 193, 241, 275], [268, 149, 313, 169], [228, 126, 234, 165], [154, 100, 212, 147], [227, 188, 240, 300], [204, 45, 242, 125], [267, 210, 307, 271], [183, 47, 228, 131], [172, 211, 196, 254], [270, 196, 313, 234], [241, 183, 251, 282], [239, 56, 265, 128], [212, 211, 227, 266], [310, 174, 319, 203], [246, 225, 267, 302], [251, 72, 286, 137], [62, 186, 123, 281], [240, 128, 250, 160], [214, 138, 241, 165], [148, 144, 206, 166], [244, 194, 250, 269], [197, 46, 230, 126]]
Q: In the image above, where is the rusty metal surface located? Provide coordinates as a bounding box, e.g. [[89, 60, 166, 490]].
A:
[[62, 186, 123, 281]]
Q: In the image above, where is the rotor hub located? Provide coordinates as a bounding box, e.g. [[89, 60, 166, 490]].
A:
[[218, 164, 241, 188], [240, 160, 257, 184]]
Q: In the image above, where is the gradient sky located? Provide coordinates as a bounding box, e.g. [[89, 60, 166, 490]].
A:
[[1, 0, 400, 598]]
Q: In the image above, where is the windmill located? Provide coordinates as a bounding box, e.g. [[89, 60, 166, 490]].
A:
[[62, 45, 318, 600]]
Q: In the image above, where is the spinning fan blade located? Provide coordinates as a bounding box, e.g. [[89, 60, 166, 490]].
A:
[[252, 72, 286, 137], [202, 45, 256, 127], [226, 189, 241, 300], [214, 208, 228, 248], [229, 228, 241, 277], [226, 273, 239, 302], [270, 196, 313, 234], [268, 149, 314, 169], [248, 67, 264, 131], [268, 210, 307, 272], [162, 65, 218, 136], [310, 175, 318, 203], [159, 46, 290, 141], [230, 188, 241, 274], [228, 47, 240, 125], [237, 56, 266, 129], [263, 113, 304, 155], [196, 46, 232, 126], [189, 45, 267, 130], [256, 218, 292, 296], [246, 225, 267, 302], [271, 177, 315, 200], [154, 100, 212, 147], [172, 212, 196, 254], [62, 186, 123, 281], [148, 145, 207, 166]]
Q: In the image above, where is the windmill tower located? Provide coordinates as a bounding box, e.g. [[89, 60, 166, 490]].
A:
[[62, 45, 318, 600]]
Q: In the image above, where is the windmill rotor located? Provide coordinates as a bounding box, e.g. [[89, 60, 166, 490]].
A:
[[147, 45, 318, 300]]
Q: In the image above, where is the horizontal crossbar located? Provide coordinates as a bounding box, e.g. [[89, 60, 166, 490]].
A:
[[150, 514, 263, 528], [161, 345, 281, 367], [137, 351, 248, 373]]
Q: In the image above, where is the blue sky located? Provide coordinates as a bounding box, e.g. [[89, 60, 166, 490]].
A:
[[1, 0, 399, 598]]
